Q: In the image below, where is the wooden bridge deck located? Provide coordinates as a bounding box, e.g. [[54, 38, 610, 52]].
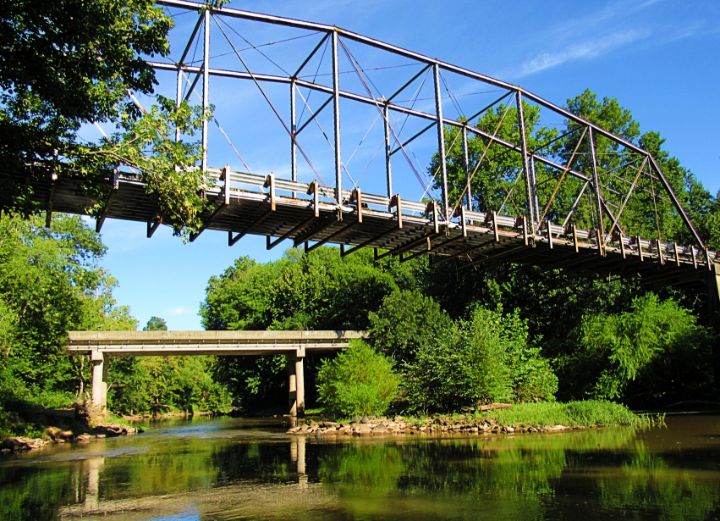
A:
[[33, 167, 718, 286]]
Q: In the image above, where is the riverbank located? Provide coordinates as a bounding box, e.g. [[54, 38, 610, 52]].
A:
[[0, 402, 140, 454], [289, 400, 660, 437]]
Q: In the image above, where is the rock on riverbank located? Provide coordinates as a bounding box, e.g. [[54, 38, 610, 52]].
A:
[[0, 403, 140, 454], [288, 416, 570, 437]]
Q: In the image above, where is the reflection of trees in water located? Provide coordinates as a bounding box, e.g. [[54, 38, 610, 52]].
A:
[[2, 425, 720, 521], [597, 441, 720, 521], [0, 462, 80, 521], [317, 427, 720, 520]]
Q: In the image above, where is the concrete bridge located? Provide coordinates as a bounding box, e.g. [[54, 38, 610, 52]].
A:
[[68, 330, 364, 416]]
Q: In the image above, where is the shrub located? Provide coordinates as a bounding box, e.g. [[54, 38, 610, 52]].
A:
[[572, 293, 712, 402], [368, 290, 454, 363], [402, 306, 557, 414], [317, 340, 400, 417]]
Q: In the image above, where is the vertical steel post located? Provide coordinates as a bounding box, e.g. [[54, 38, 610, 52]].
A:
[[588, 127, 605, 250], [384, 103, 393, 197], [331, 30, 342, 204], [175, 68, 183, 143], [516, 91, 535, 233], [529, 155, 540, 222], [433, 63, 449, 220], [290, 79, 297, 195], [462, 125, 472, 211], [201, 7, 211, 174]]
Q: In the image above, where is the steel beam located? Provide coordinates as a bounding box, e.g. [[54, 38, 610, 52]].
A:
[[588, 128, 605, 253], [433, 64, 449, 220], [201, 7, 210, 174], [516, 91, 536, 233], [384, 103, 393, 197], [331, 30, 342, 204], [157, 0, 667, 159]]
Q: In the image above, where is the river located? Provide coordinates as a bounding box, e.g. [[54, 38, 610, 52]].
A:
[[0, 414, 719, 520]]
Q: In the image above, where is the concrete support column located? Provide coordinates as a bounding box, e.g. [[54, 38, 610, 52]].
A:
[[90, 350, 107, 408], [288, 352, 297, 417], [295, 350, 305, 417]]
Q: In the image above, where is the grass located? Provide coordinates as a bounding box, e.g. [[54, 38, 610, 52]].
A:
[[318, 400, 662, 431], [475, 400, 662, 429]]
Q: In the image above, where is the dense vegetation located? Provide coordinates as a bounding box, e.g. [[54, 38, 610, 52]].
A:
[[0, 0, 211, 238], [0, 1, 718, 433]]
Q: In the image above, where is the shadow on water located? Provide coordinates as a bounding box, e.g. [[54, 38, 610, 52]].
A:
[[0, 415, 718, 520]]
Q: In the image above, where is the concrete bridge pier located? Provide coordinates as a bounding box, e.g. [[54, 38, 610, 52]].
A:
[[90, 349, 107, 409], [288, 349, 305, 417]]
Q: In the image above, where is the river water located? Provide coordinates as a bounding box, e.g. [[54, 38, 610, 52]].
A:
[[0, 415, 719, 520]]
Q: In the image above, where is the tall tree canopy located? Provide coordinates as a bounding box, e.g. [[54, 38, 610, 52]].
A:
[[0, 0, 209, 237], [0, 213, 136, 405]]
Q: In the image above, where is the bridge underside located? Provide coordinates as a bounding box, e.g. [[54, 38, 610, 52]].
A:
[[34, 169, 716, 288], [68, 330, 364, 416]]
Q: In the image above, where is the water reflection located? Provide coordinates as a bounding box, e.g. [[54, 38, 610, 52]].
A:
[[0, 416, 718, 520]]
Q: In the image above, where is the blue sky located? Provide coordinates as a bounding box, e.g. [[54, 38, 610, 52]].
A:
[[97, 0, 720, 330]]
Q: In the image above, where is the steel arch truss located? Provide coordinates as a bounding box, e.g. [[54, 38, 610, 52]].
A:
[[134, 1, 716, 280]]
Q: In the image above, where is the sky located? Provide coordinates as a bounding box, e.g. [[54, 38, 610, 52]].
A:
[[96, 0, 720, 330]]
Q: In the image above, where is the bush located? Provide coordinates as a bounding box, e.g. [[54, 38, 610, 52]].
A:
[[317, 340, 400, 417], [368, 290, 454, 363], [402, 306, 557, 414], [568, 293, 712, 403]]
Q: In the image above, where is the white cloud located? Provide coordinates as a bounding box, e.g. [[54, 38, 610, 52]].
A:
[[518, 29, 649, 77], [168, 306, 194, 316]]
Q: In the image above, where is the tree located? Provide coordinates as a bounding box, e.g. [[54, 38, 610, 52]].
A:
[[201, 247, 421, 412], [368, 289, 454, 363], [563, 294, 713, 404], [0, 1, 210, 238], [144, 316, 168, 331], [401, 306, 556, 414], [0, 212, 136, 409], [431, 103, 558, 219]]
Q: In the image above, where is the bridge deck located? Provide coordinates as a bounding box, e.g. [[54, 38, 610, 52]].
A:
[[67, 330, 364, 356], [33, 168, 718, 287]]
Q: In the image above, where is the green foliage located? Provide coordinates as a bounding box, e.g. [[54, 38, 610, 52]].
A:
[[368, 289, 454, 362], [481, 400, 650, 429], [432, 102, 558, 217], [92, 96, 210, 238], [401, 306, 556, 414], [108, 355, 232, 416], [566, 294, 712, 402], [0, 0, 171, 208], [0, 213, 135, 405], [144, 316, 168, 331], [317, 340, 400, 417], [0, 2, 210, 239], [201, 248, 423, 410], [436, 88, 716, 248]]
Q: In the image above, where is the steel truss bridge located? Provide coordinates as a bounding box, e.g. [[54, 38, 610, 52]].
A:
[[28, 0, 718, 286]]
